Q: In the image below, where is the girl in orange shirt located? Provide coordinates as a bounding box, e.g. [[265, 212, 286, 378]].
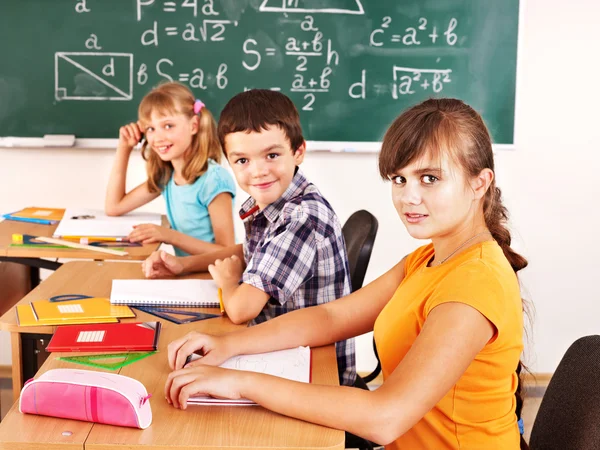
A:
[[163, 98, 529, 449]]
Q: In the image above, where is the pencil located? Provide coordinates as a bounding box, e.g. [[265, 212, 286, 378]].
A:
[[218, 288, 225, 314], [57, 236, 127, 242]]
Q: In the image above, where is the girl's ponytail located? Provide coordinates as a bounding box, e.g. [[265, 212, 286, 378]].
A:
[[198, 107, 222, 163], [484, 185, 528, 272], [484, 182, 530, 450], [180, 104, 222, 183]]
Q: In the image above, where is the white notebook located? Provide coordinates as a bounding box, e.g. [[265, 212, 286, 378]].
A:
[[110, 279, 220, 307], [188, 346, 312, 406], [54, 208, 162, 238]]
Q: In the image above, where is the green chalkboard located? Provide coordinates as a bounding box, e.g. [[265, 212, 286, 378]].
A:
[[0, 0, 519, 144]]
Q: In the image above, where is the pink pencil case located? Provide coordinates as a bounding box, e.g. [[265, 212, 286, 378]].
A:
[[19, 368, 152, 429]]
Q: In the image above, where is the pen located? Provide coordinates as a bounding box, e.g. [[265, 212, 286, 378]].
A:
[[57, 236, 127, 242], [3, 214, 56, 225]]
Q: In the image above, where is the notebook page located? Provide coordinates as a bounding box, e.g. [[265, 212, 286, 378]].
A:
[[188, 346, 311, 405], [54, 208, 161, 237], [110, 279, 220, 307]]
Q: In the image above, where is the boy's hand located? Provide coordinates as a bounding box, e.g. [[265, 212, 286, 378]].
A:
[[142, 250, 184, 278], [165, 365, 245, 409], [118, 122, 143, 151], [128, 224, 173, 244], [167, 331, 233, 371], [207, 255, 244, 288]]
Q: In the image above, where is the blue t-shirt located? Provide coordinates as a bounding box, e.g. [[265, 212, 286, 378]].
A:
[[162, 159, 236, 256]]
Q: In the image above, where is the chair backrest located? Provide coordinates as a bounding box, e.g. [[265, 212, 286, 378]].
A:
[[342, 210, 378, 292], [529, 335, 600, 449]]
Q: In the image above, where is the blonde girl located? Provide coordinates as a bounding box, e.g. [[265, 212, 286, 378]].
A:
[[106, 82, 236, 256]]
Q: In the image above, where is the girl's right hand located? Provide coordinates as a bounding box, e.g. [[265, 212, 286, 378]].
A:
[[118, 122, 143, 151], [167, 331, 234, 371]]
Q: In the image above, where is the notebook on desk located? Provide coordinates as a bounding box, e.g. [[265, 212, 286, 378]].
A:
[[46, 321, 161, 352], [16, 304, 119, 327], [31, 297, 135, 322], [110, 279, 221, 307], [3, 207, 65, 224], [187, 346, 312, 406]]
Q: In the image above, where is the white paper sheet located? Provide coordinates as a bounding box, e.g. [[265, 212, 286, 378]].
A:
[[187, 346, 311, 406], [53, 208, 162, 238]]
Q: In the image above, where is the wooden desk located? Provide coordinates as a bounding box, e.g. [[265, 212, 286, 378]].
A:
[[0, 218, 165, 322], [0, 262, 344, 450], [0, 218, 166, 261], [0, 261, 191, 396]]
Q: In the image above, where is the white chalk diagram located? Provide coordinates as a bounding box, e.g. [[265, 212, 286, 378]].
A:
[[54, 52, 133, 101], [259, 0, 364, 15]]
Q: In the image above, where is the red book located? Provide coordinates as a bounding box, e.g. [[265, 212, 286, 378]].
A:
[[46, 321, 161, 353]]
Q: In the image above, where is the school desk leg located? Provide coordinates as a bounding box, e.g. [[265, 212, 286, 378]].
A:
[[10, 332, 23, 403]]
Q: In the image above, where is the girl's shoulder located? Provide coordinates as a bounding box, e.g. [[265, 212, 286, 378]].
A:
[[202, 159, 232, 177], [195, 160, 236, 204], [191, 159, 232, 184]]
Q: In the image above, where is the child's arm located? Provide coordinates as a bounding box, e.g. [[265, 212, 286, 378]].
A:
[[142, 245, 244, 278], [207, 257, 269, 324], [168, 258, 407, 370], [166, 300, 494, 445], [163, 192, 236, 254], [210, 212, 325, 324], [105, 122, 159, 216]]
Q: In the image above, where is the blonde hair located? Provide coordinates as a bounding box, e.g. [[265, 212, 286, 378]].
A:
[[138, 82, 222, 193]]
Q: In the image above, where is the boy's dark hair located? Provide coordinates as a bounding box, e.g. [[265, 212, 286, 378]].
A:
[[217, 89, 304, 154]]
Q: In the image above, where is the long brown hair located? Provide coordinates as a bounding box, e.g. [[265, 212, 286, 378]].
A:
[[138, 82, 222, 193], [379, 98, 530, 449]]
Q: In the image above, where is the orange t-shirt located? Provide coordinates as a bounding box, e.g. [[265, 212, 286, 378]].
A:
[[373, 242, 523, 449]]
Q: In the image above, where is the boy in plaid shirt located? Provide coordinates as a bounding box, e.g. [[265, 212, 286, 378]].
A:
[[143, 90, 356, 386]]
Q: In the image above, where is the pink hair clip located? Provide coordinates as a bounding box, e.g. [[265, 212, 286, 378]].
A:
[[193, 99, 205, 114]]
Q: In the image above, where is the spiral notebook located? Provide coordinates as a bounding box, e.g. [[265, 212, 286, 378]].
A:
[[110, 279, 220, 307]]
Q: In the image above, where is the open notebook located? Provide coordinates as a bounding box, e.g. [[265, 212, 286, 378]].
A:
[[188, 346, 311, 406], [110, 279, 220, 307]]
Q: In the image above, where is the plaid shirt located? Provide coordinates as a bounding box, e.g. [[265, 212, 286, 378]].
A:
[[240, 169, 356, 386]]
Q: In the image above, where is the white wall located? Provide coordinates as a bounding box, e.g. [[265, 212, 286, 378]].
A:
[[2, 0, 600, 373]]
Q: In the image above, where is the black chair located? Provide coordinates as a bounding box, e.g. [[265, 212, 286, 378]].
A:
[[342, 210, 380, 450], [342, 210, 379, 294], [529, 335, 600, 449], [342, 210, 382, 385]]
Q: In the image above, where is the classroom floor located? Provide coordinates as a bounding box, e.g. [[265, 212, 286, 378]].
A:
[[0, 371, 546, 444]]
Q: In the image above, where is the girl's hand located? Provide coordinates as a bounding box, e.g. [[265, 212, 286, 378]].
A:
[[142, 250, 184, 279], [128, 224, 172, 244], [207, 255, 244, 289], [167, 331, 233, 371], [118, 122, 143, 151], [165, 365, 246, 409]]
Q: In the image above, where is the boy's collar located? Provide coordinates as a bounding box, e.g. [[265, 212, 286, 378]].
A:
[[239, 168, 308, 223]]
